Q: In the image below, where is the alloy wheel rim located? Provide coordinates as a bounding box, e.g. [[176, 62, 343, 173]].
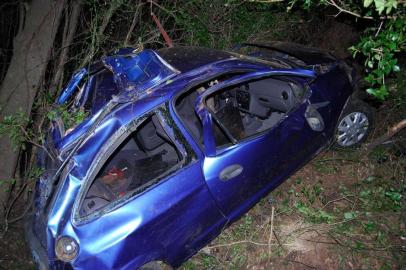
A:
[[337, 112, 369, 146]]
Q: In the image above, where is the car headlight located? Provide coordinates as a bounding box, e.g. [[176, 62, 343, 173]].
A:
[[55, 236, 79, 262]]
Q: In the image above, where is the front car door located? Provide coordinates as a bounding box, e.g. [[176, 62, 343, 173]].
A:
[[196, 70, 332, 219]]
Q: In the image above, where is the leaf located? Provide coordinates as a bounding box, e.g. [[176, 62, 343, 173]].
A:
[[360, 189, 371, 197], [393, 65, 400, 72], [374, 0, 386, 14], [364, 221, 376, 232], [376, 85, 389, 100], [366, 88, 377, 96], [344, 212, 357, 220], [364, 0, 373, 7], [364, 176, 376, 182], [385, 191, 402, 201], [355, 241, 365, 250], [365, 74, 376, 84]]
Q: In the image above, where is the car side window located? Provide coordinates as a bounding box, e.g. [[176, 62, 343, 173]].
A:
[[79, 114, 181, 217], [207, 76, 305, 148]]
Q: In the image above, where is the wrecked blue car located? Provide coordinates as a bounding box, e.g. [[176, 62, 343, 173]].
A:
[[26, 43, 373, 269]]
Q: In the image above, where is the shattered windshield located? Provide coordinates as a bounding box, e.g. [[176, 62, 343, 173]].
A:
[[103, 49, 178, 92]]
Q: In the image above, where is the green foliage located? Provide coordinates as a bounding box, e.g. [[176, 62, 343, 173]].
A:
[[294, 201, 334, 223], [0, 178, 16, 190], [47, 105, 88, 130], [0, 110, 32, 151], [343, 211, 358, 220], [25, 166, 44, 181], [350, 16, 406, 100], [363, 0, 399, 15], [286, 0, 406, 100]]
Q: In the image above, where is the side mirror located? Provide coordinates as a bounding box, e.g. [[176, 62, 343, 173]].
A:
[[305, 104, 325, 131]]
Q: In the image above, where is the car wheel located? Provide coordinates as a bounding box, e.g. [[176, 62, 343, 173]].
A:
[[335, 99, 373, 147]]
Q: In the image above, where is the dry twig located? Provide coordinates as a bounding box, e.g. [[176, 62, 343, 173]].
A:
[[124, 3, 144, 46], [366, 119, 406, 152], [268, 206, 275, 260]]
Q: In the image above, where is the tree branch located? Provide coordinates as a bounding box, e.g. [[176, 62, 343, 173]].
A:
[[326, 0, 396, 20], [326, 0, 374, 19], [80, 0, 124, 67], [124, 3, 144, 46], [366, 119, 406, 152]]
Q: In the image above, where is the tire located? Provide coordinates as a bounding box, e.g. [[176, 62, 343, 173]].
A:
[[334, 99, 374, 148]]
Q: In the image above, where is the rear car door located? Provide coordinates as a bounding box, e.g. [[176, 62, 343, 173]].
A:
[[196, 70, 331, 218], [55, 107, 227, 269]]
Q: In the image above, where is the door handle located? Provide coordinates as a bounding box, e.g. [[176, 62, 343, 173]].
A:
[[219, 164, 243, 181]]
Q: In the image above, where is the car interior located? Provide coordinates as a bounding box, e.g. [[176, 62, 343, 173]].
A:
[[80, 114, 180, 217], [175, 76, 305, 147], [80, 76, 305, 216]]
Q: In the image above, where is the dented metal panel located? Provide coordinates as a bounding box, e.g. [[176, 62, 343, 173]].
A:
[[26, 45, 354, 270], [102, 49, 179, 93], [57, 68, 88, 105]]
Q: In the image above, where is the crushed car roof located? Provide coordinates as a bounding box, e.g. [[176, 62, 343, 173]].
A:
[[157, 47, 234, 72]]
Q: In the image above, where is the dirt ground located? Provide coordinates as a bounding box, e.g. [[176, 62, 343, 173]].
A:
[[0, 223, 34, 270]]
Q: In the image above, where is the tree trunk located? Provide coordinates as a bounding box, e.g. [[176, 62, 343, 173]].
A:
[[0, 0, 65, 223], [52, 0, 82, 90]]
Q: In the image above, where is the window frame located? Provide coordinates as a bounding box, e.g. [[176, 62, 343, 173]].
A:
[[72, 106, 188, 225], [197, 71, 315, 157], [172, 70, 255, 152]]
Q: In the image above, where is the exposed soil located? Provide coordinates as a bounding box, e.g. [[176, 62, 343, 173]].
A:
[[0, 220, 33, 269]]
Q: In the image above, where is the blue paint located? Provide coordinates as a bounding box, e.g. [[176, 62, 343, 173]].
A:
[[26, 46, 353, 269], [57, 68, 87, 104], [102, 50, 179, 94]]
